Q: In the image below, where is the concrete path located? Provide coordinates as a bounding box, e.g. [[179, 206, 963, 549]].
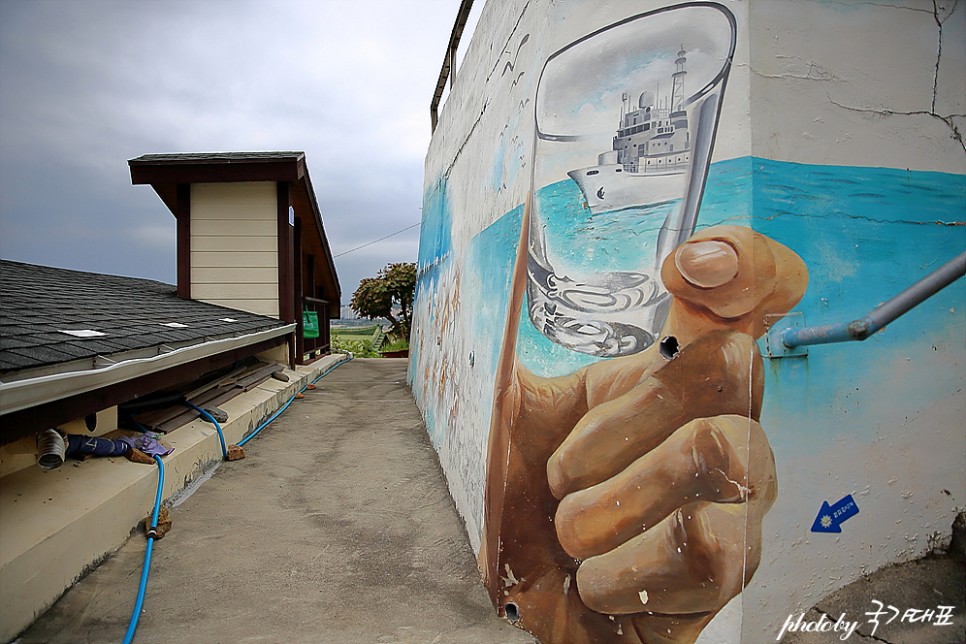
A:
[[18, 359, 535, 644]]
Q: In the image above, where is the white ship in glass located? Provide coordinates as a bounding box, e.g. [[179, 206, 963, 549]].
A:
[[568, 45, 693, 215]]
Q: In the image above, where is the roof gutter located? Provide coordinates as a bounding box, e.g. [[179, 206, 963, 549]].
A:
[[0, 324, 295, 416]]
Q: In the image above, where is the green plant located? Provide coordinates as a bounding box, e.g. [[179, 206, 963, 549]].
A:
[[331, 324, 379, 339], [331, 336, 380, 358], [380, 338, 409, 353], [350, 262, 416, 338]]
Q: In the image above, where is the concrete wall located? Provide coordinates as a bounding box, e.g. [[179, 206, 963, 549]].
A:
[[411, 0, 964, 642], [190, 181, 280, 317]]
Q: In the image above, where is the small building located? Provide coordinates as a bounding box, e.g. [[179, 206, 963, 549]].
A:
[[128, 151, 341, 364]]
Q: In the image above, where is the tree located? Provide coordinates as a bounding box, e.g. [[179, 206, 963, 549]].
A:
[[350, 262, 417, 339]]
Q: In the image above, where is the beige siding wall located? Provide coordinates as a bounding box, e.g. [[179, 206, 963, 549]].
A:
[[190, 182, 279, 318]]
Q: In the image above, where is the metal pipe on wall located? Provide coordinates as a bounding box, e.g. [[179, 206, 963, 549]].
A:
[[781, 249, 966, 349]]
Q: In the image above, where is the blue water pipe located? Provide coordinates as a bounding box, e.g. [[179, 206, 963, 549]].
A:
[[237, 355, 352, 447], [779, 249, 966, 350], [121, 454, 164, 644], [186, 403, 229, 459], [122, 355, 351, 642]]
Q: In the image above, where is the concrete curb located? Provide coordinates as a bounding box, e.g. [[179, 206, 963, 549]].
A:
[[0, 353, 349, 642]]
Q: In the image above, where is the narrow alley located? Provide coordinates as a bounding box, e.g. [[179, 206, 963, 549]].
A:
[[18, 359, 534, 644]]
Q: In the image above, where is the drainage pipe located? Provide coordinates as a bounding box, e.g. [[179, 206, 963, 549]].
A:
[[36, 428, 66, 470], [781, 249, 966, 349], [121, 454, 164, 644]]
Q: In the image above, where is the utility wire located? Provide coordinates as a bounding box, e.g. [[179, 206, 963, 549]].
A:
[[334, 222, 421, 258]]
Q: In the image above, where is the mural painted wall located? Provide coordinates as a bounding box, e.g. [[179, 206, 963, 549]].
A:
[[412, 1, 965, 642]]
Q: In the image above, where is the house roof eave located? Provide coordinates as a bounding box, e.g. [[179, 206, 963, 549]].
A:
[[295, 165, 341, 305], [0, 323, 295, 418], [128, 152, 307, 217]]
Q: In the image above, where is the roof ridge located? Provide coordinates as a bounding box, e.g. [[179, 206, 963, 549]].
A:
[[0, 259, 175, 289]]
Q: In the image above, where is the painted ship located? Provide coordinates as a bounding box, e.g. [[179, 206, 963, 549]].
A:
[[568, 46, 692, 214]]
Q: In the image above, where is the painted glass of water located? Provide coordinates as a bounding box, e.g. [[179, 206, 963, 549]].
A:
[[527, 3, 736, 357]]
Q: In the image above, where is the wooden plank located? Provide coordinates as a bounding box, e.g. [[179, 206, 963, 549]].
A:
[[277, 181, 295, 325], [191, 219, 276, 237], [191, 283, 279, 300], [191, 267, 277, 284], [190, 250, 278, 268], [130, 161, 300, 185], [177, 184, 191, 299], [191, 236, 277, 252], [131, 362, 255, 428], [192, 203, 275, 220], [140, 361, 283, 433], [198, 299, 279, 317], [192, 181, 276, 198], [191, 182, 276, 217]]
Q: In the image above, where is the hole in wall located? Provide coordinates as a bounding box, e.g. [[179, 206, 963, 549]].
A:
[[659, 335, 680, 360], [84, 414, 97, 432], [504, 601, 521, 623]]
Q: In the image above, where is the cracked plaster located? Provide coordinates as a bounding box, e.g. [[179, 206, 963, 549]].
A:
[[749, 0, 965, 168]]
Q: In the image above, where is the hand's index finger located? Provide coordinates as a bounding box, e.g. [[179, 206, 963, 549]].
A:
[[546, 330, 762, 499]]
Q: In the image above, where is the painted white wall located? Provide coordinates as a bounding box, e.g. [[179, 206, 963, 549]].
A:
[[740, 1, 966, 639], [190, 182, 279, 318], [414, 0, 965, 641], [748, 0, 965, 173]]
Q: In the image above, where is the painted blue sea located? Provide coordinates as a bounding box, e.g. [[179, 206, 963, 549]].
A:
[[464, 157, 965, 445], [534, 180, 683, 274]]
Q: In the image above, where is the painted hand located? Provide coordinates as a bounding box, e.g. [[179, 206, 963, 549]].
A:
[[480, 223, 807, 643]]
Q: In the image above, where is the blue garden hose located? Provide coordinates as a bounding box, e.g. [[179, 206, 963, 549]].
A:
[[121, 355, 351, 642], [186, 403, 229, 459], [238, 355, 352, 447], [188, 356, 353, 452], [121, 454, 164, 644]]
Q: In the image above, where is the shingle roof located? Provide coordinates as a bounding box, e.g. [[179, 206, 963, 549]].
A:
[[129, 151, 304, 164], [0, 260, 289, 375]]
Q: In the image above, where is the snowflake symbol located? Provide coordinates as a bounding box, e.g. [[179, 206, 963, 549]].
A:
[[820, 515, 833, 528]]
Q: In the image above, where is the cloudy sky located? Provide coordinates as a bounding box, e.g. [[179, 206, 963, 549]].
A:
[[0, 0, 480, 308]]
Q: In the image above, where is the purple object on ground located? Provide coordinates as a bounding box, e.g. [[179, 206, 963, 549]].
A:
[[118, 433, 174, 457]]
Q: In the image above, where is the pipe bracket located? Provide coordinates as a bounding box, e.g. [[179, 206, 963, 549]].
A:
[[764, 312, 808, 358]]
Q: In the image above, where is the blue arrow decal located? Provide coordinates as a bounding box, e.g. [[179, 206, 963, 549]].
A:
[[810, 494, 859, 533]]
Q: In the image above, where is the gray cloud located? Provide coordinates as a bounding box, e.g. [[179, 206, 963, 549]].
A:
[[0, 0, 465, 303]]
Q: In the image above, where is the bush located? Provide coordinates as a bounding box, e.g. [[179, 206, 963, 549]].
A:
[[380, 338, 409, 353], [331, 336, 380, 358], [350, 263, 416, 339]]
